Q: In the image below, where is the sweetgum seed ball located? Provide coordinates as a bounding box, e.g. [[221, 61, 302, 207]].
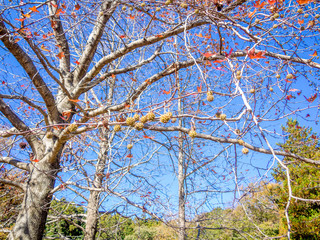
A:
[[189, 130, 197, 138]]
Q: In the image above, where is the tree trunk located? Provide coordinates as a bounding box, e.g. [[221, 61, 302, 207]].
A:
[[177, 75, 186, 240], [84, 129, 109, 240], [9, 160, 59, 240]]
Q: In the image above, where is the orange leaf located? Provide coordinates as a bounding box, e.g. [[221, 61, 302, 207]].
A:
[[285, 79, 292, 83], [298, 19, 304, 24], [15, 18, 25, 22], [56, 52, 65, 59], [163, 89, 171, 94], [69, 99, 80, 102], [126, 14, 135, 20], [310, 50, 317, 57], [197, 84, 202, 93], [268, 0, 276, 4], [305, 93, 317, 103], [32, 159, 39, 162], [29, 6, 39, 13], [248, 9, 256, 18], [75, 60, 80, 65], [297, 0, 313, 4], [195, 33, 210, 39], [212, 59, 226, 63], [248, 48, 266, 59], [203, 52, 214, 58], [41, 44, 51, 52], [119, 35, 126, 38], [143, 135, 155, 139], [23, 13, 31, 18], [75, 3, 81, 10], [254, 0, 266, 8]]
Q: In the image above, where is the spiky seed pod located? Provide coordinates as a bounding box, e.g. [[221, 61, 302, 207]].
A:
[[141, 2, 146, 7], [68, 123, 78, 133], [180, 3, 188, 9], [189, 130, 197, 138], [316, 14, 320, 19], [242, 147, 249, 154], [127, 144, 133, 150], [129, 6, 133, 11], [133, 114, 140, 121], [194, 9, 199, 14], [273, 13, 279, 18], [171, 118, 177, 123], [238, 139, 245, 145], [146, 112, 155, 121], [304, 13, 309, 18], [286, 74, 294, 79], [215, 112, 221, 118], [134, 122, 144, 131], [297, 8, 303, 14], [160, 114, 170, 123], [165, 0, 171, 5], [126, 117, 135, 126], [207, 91, 213, 96], [235, 129, 241, 135], [236, 70, 241, 76], [122, 6, 127, 11], [114, 125, 121, 132], [46, 132, 54, 139], [269, 87, 274, 92], [276, 74, 280, 79], [166, 112, 173, 118], [249, 89, 255, 94], [220, 114, 227, 120], [156, 7, 161, 12], [207, 95, 214, 102], [140, 115, 148, 123]]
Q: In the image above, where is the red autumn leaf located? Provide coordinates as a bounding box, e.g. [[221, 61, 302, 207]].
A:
[[163, 89, 171, 94], [286, 95, 293, 100], [212, 59, 226, 63], [284, 79, 292, 83], [50, 2, 58, 8], [119, 35, 126, 38], [268, 0, 276, 4], [32, 159, 39, 162], [203, 52, 214, 58], [56, 52, 65, 59], [29, 6, 39, 13], [75, 60, 80, 65], [254, 0, 266, 8], [15, 18, 25, 22], [56, 9, 66, 16], [310, 50, 317, 57], [298, 19, 304, 24], [126, 14, 135, 20], [197, 85, 202, 93], [126, 154, 133, 158], [69, 99, 80, 102], [248, 48, 266, 59], [305, 93, 317, 103], [143, 135, 155, 139], [106, 173, 110, 179], [226, 48, 233, 58], [297, 0, 313, 4], [75, 3, 81, 10]]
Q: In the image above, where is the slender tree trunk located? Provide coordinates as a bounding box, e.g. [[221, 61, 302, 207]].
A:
[[177, 73, 186, 240], [9, 159, 59, 240], [84, 129, 109, 240]]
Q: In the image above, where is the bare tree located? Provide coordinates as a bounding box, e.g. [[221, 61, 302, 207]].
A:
[[1, 0, 320, 239]]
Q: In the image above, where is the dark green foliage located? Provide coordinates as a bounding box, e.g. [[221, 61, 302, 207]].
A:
[[272, 119, 320, 238], [44, 198, 85, 239]]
